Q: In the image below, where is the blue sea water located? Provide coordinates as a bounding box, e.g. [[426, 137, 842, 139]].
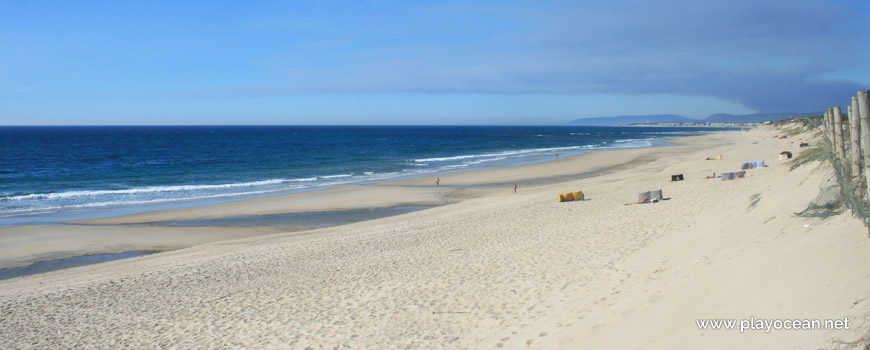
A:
[[0, 125, 734, 223]]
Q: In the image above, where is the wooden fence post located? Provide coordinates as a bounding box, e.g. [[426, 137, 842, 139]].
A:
[[858, 90, 870, 198], [834, 106, 846, 161], [822, 109, 831, 139], [850, 97, 862, 184], [822, 109, 831, 144]]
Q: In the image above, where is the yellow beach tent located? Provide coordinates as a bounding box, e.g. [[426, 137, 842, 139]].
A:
[[558, 191, 584, 202]]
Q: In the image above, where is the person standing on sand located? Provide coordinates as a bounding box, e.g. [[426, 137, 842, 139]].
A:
[[436, 177, 440, 186], [514, 184, 517, 193]]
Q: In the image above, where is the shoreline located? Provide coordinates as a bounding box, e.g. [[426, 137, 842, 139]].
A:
[[67, 134, 718, 224], [612, 124, 754, 128], [0, 132, 729, 271], [2, 123, 870, 349], [1, 126, 730, 227]]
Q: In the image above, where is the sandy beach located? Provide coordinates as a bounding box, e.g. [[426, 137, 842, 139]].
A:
[[2, 123, 869, 349]]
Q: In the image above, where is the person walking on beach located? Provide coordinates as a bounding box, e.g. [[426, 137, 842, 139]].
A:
[[514, 184, 517, 193], [436, 177, 440, 186]]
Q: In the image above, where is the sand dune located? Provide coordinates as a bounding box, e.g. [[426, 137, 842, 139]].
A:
[[1, 125, 869, 349]]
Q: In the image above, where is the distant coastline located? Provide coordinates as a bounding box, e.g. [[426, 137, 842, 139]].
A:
[[569, 112, 820, 126], [613, 122, 755, 128]]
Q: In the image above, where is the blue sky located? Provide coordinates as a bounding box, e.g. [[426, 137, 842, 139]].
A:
[[1, 0, 869, 125]]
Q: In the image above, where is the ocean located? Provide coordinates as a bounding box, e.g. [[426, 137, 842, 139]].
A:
[[0, 125, 735, 223]]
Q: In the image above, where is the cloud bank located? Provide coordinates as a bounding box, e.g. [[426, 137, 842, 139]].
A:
[[245, 0, 869, 113]]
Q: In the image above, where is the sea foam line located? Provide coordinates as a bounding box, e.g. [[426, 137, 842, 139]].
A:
[[0, 170, 418, 215], [0, 189, 284, 215], [411, 146, 588, 163], [1, 177, 319, 201]]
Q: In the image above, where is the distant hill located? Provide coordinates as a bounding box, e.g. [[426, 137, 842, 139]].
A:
[[569, 112, 822, 126], [568, 114, 698, 126]]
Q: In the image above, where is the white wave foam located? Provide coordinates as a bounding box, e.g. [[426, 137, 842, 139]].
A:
[[318, 174, 352, 179], [2, 178, 317, 202], [462, 156, 507, 166], [0, 189, 284, 214], [613, 138, 649, 143], [412, 146, 585, 163]]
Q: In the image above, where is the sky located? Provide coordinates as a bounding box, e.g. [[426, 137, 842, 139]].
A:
[[1, 0, 869, 125]]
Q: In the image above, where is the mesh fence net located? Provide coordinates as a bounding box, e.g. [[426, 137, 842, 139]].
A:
[[785, 117, 870, 234]]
